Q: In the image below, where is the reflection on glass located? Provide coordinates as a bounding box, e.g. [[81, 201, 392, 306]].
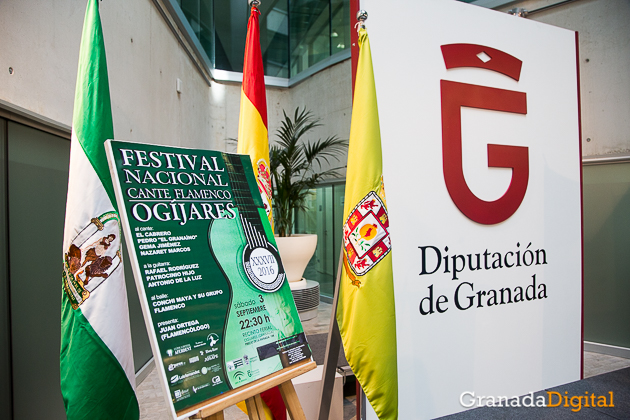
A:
[[213, 1, 247, 72], [180, 0, 215, 65], [330, 0, 349, 55], [257, 0, 289, 78], [295, 183, 345, 298], [290, 0, 330, 77], [173, 0, 350, 79]]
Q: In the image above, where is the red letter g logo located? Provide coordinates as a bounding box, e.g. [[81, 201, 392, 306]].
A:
[[441, 44, 528, 225]]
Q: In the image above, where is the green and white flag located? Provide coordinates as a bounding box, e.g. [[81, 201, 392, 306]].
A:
[[60, 1, 139, 418]]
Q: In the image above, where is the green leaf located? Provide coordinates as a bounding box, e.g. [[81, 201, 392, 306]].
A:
[[270, 107, 347, 236]]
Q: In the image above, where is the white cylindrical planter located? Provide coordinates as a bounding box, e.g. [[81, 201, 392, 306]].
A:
[[275, 234, 319, 320], [275, 234, 318, 282], [289, 279, 320, 321]]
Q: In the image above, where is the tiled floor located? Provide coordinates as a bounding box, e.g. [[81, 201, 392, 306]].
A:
[[300, 301, 337, 335], [137, 301, 630, 419], [583, 350, 630, 378]]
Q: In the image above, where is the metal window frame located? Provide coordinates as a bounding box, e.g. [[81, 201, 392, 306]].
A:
[[0, 99, 71, 140], [582, 154, 630, 166]]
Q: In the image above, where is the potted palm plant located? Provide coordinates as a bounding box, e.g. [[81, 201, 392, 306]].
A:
[[270, 107, 347, 283]]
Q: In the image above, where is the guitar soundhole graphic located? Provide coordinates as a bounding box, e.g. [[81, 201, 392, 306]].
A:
[[243, 243, 285, 293]]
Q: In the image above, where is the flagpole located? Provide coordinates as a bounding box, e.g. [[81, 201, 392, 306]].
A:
[[317, 244, 345, 420], [350, 0, 361, 95], [318, 9, 369, 419]]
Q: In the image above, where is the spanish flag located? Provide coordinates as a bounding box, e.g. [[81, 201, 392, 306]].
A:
[[237, 5, 285, 420], [337, 27, 398, 419], [237, 4, 274, 230]]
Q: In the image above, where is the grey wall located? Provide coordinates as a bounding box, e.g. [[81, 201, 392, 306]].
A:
[[494, 0, 630, 350], [0, 0, 217, 150], [496, 0, 630, 157]]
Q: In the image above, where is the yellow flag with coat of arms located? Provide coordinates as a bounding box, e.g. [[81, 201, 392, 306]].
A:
[[336, 27, 398, 420]]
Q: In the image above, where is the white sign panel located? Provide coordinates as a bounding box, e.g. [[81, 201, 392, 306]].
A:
[[361, 0, 582, 418]]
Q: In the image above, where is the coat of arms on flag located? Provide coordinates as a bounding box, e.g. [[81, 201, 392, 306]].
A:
[[63, 212, 123, 309], [256, 158, 273, 217], [343, 191, 391, 276]]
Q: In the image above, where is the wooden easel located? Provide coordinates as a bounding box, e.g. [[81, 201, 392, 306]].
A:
[[180, 359, 317, 420], [317, 247, 345, 420]]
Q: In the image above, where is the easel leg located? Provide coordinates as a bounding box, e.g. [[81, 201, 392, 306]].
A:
[[245, 394, 267, 420], [279, 380, 307, 420], [318, 246, 345, 420], [208, 411, 225, 420], [191, 409, 224, 420]]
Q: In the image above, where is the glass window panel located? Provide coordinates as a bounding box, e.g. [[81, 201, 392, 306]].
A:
[[583, 162, 630, 348], [330, 0, 349, 55], [260, 0, 289, 78], [295, 182, 345, 298], [332, 182, 345, 282], [199, 0, 215, 65], [181, 0, 201, 38], [174, 0, 349, 78], [214, 1, 248, 72], [290, 0, 331, 77], [297, 187, 332, 296]]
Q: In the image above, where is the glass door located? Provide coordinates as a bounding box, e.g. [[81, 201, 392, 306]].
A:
[[294, 181, 345, 298]]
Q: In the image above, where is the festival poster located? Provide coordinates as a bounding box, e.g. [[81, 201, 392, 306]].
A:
[[105, 140, 311, 415]]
